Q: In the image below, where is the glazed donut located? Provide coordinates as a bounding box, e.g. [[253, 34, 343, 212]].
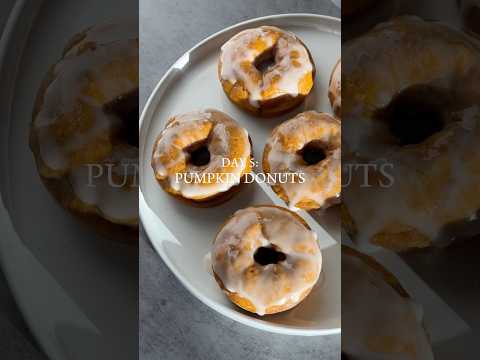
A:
[[218, 26, 315, 117], [328, 59, 341, 118], [263, 111, 341, 211], [343, 16, 480, 250], [342, 246, 434, 359], [151, 109, 252, 206], [212, 205, 321, 315], [30, 22, 139, 242]]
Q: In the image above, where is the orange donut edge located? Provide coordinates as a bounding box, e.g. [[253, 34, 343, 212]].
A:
[[212, 204, 318, 315], [217, 38, 316, 118]]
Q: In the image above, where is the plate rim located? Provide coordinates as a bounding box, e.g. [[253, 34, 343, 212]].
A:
[[139, 13, 341, 336]]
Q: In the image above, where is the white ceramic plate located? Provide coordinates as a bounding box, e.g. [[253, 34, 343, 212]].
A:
[[140, 14, 341, 336]]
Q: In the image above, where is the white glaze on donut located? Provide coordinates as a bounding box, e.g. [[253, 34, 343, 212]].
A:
[[265, 111, 341, 211], [32, 22, 138, 224], [343, 17, 480, 247], [151, 110, 251, 200], [343, 248, 434, 359], [212, 206, 321, 316], [219, 26, 313, 107]]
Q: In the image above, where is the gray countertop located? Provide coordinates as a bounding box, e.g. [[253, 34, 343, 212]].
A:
[[139, 1, 340, 359]]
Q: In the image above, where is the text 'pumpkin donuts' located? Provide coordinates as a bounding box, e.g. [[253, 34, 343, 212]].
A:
[[212, 205, 322, 315], [218, 26, 316, 117], [151, 109, 252, 206]]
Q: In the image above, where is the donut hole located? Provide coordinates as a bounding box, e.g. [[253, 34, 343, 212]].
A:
[[254, 46, 277, 73], [104, 88, 139, 148], [254, 245, 287, 266], [185, 140, 211, 167], [378, 85, 447, 146], [298, 140, 327, 165]]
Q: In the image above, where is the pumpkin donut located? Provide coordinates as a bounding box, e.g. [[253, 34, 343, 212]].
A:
[[343, 16, 480, 251], [29, 22, 139, 242], [151, 109, 252, 206], [263, 111, 341, 211], [212, 205, 322, 315], [342, 246, 434, 359], [218, 26, 315, 117]]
